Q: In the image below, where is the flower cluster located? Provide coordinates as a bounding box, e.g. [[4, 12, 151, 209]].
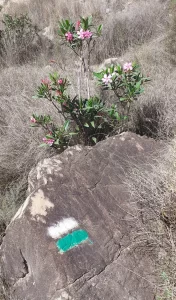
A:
[[102, 74, 112, 85], [41, 78, 50, 85], [94, 62, 149, 105], [58, 16, 102, 49], [65, 28, 92, 41], [77, 28, 92, 39], [36, 73, 69, 103], [31, 16, 148, 150], [101, 62, 133, 85], [123, 62, 133, 72], [30, 116, 37, 123], [75, 20, 81, 30], [42, 137, 55, 146], [58, 79, 63, 84], [65, 32, 73, 42]]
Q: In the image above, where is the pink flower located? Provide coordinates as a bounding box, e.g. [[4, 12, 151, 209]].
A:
[[56, 90, 62, 96], [58, 79, 63, 85], [77, 28, 92, 39], [30, 117, 37, 123], [123, 62, 133, 72], [83, 30, 92, 39], [77, 28, 84, 39], [102, 74, 112, 85], [65, 32, 73, 41], [42, 137, 55, 146], [49, 59, 56, 63], [41, 78, 50, 85], [75, 20, 81, 31]]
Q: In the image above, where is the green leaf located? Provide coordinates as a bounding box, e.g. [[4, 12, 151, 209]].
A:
[[64, 120, 70, 131], [45, 135, 53, 139], [90, 121, 95, 128], [84, 123, 89, 127], [88, 15, 92, 26], [135, 81, 141, 90], [69, 132, 78, 135], [97, 24, 103, 35], [120, 97, 127, 102], [38, 143, 48, 148], [93, 72, 103, 79], [92, 137, 97, 144], [143, 77, 151, 82], [30, 124, 39, 127], [54, 139, 60, 145], [116, 65, 122, 73], [114, 112, 120, 120]]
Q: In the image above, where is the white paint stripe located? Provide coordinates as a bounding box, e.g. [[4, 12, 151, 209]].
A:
[[47, 217, 79, 239]]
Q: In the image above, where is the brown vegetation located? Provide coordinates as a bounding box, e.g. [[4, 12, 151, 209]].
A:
[[0, 0, 176, 298], [126, 140, 176, 298]]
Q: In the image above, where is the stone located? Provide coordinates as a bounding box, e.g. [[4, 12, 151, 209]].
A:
[[0, 132, 161, 300]]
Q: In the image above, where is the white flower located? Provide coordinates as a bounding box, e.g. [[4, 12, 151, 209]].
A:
[[102, 74, 112, 85]]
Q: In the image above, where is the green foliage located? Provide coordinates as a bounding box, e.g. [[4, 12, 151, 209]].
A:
[[94, 63, 149, 119], [58, 19, 75, 35], [30, 114, 52, 127], [94, 63, 149, 102], [58, 16, 102, 53], [2, 14, 36, 32], [31, 114, 76, 150], [0, 14, 39, 65], [31, 16, 148, 150], [32, 75, 122, 147], [35, 73, 69, 103]]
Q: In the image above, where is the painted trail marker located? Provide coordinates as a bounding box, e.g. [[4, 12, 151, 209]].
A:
[[47, 217, 79, 239], [47, 217, 92, 253], [56, 229, 89, 253]]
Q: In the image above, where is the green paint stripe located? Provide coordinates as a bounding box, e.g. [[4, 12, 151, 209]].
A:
[[56, 229, 89, 253]]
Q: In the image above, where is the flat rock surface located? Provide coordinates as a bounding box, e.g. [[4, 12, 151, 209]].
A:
[[0, 132, 161, 300]]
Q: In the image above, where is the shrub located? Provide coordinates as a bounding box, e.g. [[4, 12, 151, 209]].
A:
[[31, 16, 148, 148], [94, 63, 149, 123], [32, 72, 121, 146], [0, 14, 40, 66]]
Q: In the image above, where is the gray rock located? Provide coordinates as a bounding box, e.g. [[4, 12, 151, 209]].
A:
[[0, 133, 160, 300]]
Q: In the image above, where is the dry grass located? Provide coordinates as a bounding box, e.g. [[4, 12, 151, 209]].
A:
[[0, 64, 64, 233], [106, 32, 176, 140], [0, 0, 172, 233], [0, 0, 168, 65], [0, 14, 41, 67], [93, 35, 176, 140], [126, 139, 176, 299], [165, 0, 176, 64], [0, 0, 175, 298], [94, 0, 168, 63], [1, 0, 124, 26]]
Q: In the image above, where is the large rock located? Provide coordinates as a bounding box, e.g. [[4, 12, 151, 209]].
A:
[[0, 133, 161, 300]]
